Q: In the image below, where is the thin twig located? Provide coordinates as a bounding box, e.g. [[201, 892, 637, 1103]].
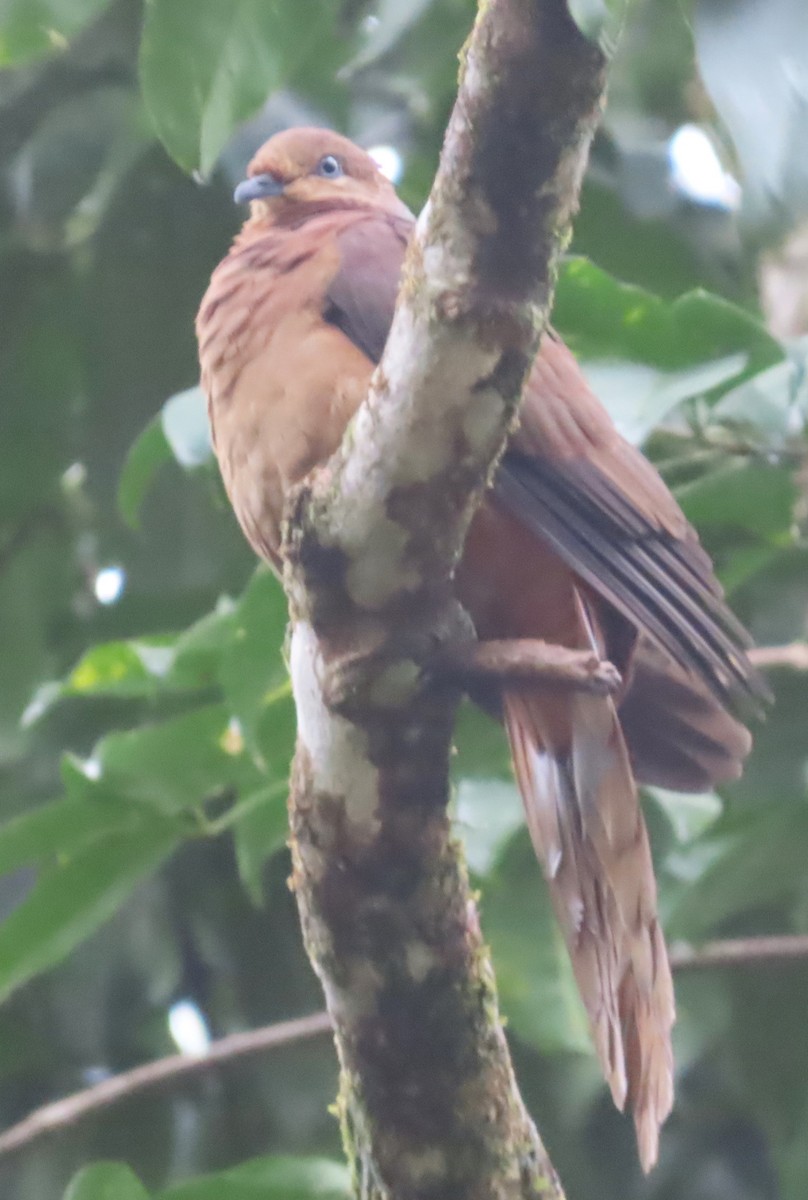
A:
[[4, 933, 808, 1163], [0, 1010, 332, 1161], [749, 643, 808, 671], [670, 934, 808, 971]]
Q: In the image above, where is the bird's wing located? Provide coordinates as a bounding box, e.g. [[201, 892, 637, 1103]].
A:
[[317, 219, 766, 714], [496, 331, 769, 712], [322, 213, 413, 363]]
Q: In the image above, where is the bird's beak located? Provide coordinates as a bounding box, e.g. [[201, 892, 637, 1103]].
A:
[[233, 172, 285, 204]]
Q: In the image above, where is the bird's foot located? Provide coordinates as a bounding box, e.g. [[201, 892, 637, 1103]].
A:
[[321, 640, 428, 714], [318, 597, 473, 716], [433, 638, 621, 695]]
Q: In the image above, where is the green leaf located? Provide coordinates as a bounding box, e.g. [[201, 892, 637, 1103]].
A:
[[346, 0, 437, 73], [453, 703, 512, 783], [677, 461, 797, 540], [666, 804, 808, 940], [67, 639, 174, 698], [573, 176, 708, 299], [140, 0, 339, 175], [0, 818, 181, 1004], [219, 569, 289, 759], [710, 355, 805, 447], [118, 388, 212, 527], [26, 581, 275, 725], [161, 386, 213, 468], [555, 257, 782, 380], [170, 600, 238, 689], [695, 0, 808, 233], [454, 779, 523, 877], [482, 830, 591, 1054], [250, 691, 296, 793], [157, 1155, 351, 1200], [233, 783, 289, 905], [0, 795, 138, 876], [567, 0, 630, 51], [24, 610, 239, 722], [65, 1163, 150, 1200], [0, 0, 111, 67], [556, 258, 788, 448], [583, 352, 748, 445], [117, 414, 171, 529], [74, 704, 264, 816], [646, 788, 722, 845]]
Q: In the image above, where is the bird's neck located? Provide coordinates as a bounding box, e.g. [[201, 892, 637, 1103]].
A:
[[241, 192, 413, 239]]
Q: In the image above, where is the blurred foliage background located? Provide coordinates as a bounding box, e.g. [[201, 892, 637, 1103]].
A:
[[1, 1, 807, 1198]]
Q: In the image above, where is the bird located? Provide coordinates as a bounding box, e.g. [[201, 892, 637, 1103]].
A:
[[196, 126, 768, 1171]]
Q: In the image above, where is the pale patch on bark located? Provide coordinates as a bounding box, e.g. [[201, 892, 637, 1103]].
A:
[[344, 516, 415, 609], [322, 961, 385, 1023], [368, 661, 422, 708], [463, 391, 511, 456], [404, 939, 439, 982], [290, 621, 381, 841], [400, 1145, 448, 1186]]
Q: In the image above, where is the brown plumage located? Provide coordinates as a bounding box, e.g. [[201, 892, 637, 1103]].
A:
[[197, 127, 768, 1170]]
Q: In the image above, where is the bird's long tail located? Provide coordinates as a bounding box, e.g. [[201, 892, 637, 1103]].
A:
[[503, 594, 675, 1172]]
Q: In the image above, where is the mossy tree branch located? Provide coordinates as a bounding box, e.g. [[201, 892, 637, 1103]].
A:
[[283, 3, 611, 1197]]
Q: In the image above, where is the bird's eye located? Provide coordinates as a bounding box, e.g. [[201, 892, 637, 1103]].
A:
[[316, 155, 342, 178]]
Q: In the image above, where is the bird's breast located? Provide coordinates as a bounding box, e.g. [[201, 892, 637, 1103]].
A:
[[202, 292, 373, 567]]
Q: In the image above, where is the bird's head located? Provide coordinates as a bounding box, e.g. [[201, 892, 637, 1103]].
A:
[[233, 127, 406, 222]]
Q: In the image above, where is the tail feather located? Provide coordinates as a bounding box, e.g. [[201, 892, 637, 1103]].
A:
[[620, 639, 752, 793], [503, 676, 675, 1172]]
